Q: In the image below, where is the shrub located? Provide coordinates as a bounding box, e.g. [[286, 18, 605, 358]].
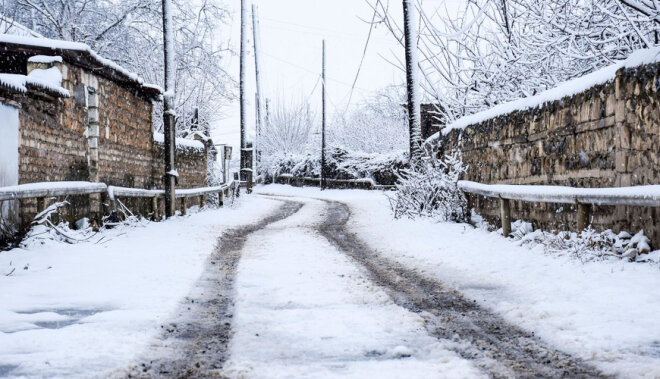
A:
[[389, 150, 469, 222]]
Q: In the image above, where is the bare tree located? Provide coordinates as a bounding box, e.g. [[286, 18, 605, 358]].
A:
[[369, 0, 660, 124], [6, 0, 235, 136]]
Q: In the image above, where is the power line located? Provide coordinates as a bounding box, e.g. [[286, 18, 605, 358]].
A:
[[344, 6, 379, 114]]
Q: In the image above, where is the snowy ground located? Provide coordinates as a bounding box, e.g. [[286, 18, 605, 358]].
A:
[[3, 184, 660, 378], [257, 185, 660, 378], [0, 197, 281, 378], [223, 197, 482, 378]]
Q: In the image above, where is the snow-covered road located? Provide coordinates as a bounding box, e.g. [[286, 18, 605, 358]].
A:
[[223, 197, 484, 378]]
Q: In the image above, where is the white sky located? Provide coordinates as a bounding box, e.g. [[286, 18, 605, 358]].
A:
[[212, 0, 460, 153]]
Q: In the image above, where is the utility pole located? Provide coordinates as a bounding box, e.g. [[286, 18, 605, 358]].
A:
[[321, 40, 327, 190], [239, 0, 252, 192], [162, 0, 177, 217], [403, 0, 422, 166], [252, 4, 263, 178]]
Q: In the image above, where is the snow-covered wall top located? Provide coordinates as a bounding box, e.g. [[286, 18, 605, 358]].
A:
[[440, 47, 660, 136], [153, 132, 205, 151], [0, 34, 162, 95], [0, 69, 69, 98], [28, 55, 63, 64]]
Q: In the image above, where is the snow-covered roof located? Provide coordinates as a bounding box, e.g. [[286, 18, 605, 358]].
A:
[[437, 47, 660, 137], [0, 34, 162, 99], [0, 66, 69, 98]]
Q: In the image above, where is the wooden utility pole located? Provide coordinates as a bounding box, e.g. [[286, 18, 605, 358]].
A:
[[402, 0, 422, 166], [162, 0, 177, 217], [239, 0, 252, 191], [252, 4, 263, 177], [321, 40, 327, 190]]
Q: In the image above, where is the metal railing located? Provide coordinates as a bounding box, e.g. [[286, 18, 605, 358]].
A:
[[0, 180, 238, 220], [458, 180, 660, 236]]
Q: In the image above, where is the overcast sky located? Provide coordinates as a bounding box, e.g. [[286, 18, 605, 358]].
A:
[[212, 0, 459, 153]]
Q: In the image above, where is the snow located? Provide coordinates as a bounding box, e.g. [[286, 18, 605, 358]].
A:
[[27, 55, 63, 64], [459, 180, 660, 206], [439, 47, 660, 136], [256, 185, 660, 377], [0, 181, 106, 201], [0, 34, 162, 94], [153, 132, 205, 151], [224, 197, 483, 378], [0, 196, 282, 377], [0, 67, 70, 98]]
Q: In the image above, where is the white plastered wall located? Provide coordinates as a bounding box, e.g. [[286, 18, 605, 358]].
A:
[[0, 101, 20, 234]]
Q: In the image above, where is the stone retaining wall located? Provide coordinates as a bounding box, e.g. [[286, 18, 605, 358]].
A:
[[437, 62, 660, 245]]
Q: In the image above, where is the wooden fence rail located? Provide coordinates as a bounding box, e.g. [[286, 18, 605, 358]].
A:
[[458, 181, 660, 237], [0, 180, 237, 221]]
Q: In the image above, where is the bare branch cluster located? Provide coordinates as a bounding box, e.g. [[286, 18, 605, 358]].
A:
[[2, 0, 235, 134], [369, 0, 660, 124]]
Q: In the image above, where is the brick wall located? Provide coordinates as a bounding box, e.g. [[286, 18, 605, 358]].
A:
[[7, 60, 209, 227], [437, 62, 660, 244]]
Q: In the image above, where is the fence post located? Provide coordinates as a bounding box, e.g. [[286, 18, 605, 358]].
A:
[[36, 197, 47, 214], [219, 191, 224, 207], [499, 197, 512, 237], [181, 197, 187, 216], [577, 202, 591, 231], [152, 196, 159, 221], [200, 195, 206, 208]]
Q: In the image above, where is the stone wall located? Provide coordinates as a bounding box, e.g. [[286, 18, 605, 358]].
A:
[[152, 142, 208, 190], [3, 60, 209, 229], [437, 62, 660, 245]]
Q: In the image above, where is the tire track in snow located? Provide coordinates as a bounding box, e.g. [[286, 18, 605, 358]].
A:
[[315, 198, 608, 378], [126, 200, 303, 378]]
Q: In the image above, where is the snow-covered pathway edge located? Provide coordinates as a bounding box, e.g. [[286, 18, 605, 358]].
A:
[[0, 197, 281, 378]]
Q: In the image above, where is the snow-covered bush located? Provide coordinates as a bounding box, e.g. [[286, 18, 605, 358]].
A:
[[389, 150, 468, 222], [258, 89, 408, 185], [336, 150, 407, 185], [261, 148, 408, 186], [503, 219, 658, 264]]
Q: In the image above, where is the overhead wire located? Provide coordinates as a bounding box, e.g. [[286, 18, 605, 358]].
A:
[[344, 5, 379, 114]]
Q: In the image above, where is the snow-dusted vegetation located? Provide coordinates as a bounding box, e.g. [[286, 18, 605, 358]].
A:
[[371, 0, 660, 124], [389, 150, 468, 222], [1, 0, 234, 135], [258, 87, 409, 184]]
